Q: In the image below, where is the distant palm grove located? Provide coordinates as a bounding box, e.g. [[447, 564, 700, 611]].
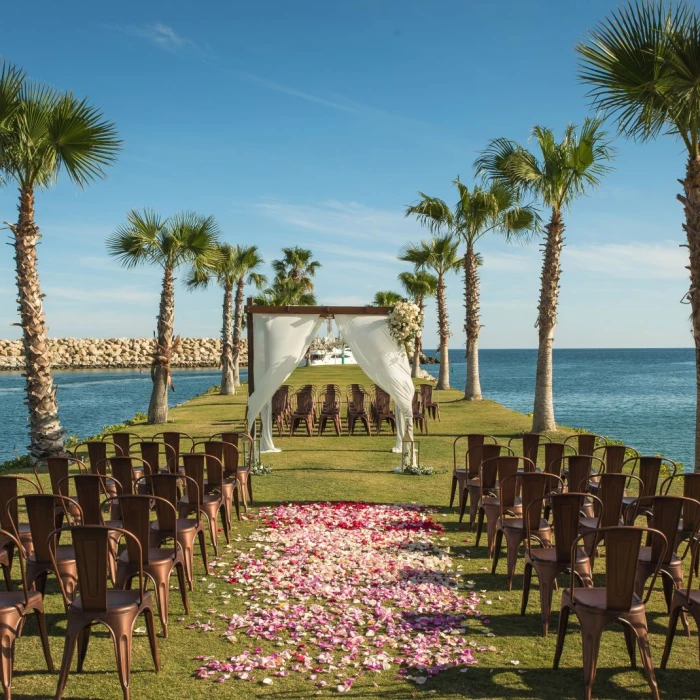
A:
[[1, 1, 700, 472]]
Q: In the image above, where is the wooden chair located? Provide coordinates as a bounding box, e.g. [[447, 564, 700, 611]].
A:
[[449, 433, 497, 514], [271, 387, 290, 436], [371, 386, 396, 435], [347, 389, 371, 436], [460, 443, 512, 527], [138, 473, 209, 590], [289, 390, 316, 436], [508, 433, 551, 470], [522, 492, 599, 636], [318, 386, 342, 436], [108, 494, 189, 638], [411, 391, 428, 435], [0, 528, 53, 698], [491, 472, 562, 590], [553, 525, 665, 700], [210, 431, 253, 510], [52, 524, 160, 700], [420, 383, 440, 421]]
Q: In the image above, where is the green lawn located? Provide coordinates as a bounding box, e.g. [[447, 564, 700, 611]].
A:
[[7, 364, 700, 699]]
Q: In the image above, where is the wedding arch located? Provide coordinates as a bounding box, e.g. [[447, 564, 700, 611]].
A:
[[245, 299, 415, 454]]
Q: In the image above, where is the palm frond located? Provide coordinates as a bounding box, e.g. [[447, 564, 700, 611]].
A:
[[405, 193, 454, 234], [106, 208, 165, 268]]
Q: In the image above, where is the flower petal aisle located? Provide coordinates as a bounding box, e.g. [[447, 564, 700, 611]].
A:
[[193, 502, 487, 692]]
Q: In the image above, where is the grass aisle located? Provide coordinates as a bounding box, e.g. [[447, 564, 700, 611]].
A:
[[7, 365, 700, 699]]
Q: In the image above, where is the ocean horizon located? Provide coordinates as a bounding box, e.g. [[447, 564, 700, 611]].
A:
[[0, 347, 694, 468]]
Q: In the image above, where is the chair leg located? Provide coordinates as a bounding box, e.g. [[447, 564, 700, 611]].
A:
[[623, 623, 636, 669], [491, 529, 503, 571], [504, 531, 522, 591], [581, 624, 603, 700], [35, 608, 54, 672], [197, 529, 209, 576], [553, 605, 570, 669], [449, 475, 457, 508], [475, 508, 485, 548], [247, 474, 254, 506], [55, 627, 80, 699], [220, 504, 230, 545], [233, 487, 241, 521], [458, 488, 468, 523], [181, 536, 194, 591], [76, 624, 91, 672], [143, 608, 160, 671], [0, 623, 16, 699], [635, 624, 660, 700], [154, 572, 170, 638], [112, 621, 133, 699], [661, 601, 682, 669], [1, 563, 11, 592], [520, 562, 532, 617], [176, 561, 189, 615]]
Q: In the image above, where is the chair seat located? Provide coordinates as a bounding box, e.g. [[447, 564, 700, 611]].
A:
[[501, 517, 550, 533], [118, 549, 176, 566], [638, 547, 681, 566], [71, 589, 152, 613], [528, 547, 589, 564], [0, 590, 42, 613], [151, 518, 199, 535], [29, 546, 75, 564], [563, 587, 645, 613]]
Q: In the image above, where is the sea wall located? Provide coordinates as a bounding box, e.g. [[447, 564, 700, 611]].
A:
[[0, 337, 248, 371]]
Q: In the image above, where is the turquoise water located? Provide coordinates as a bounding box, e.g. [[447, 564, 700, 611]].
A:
[[422, 348, 695, 469], [0, 367, 246, 461], [0, 349, 695, 468]]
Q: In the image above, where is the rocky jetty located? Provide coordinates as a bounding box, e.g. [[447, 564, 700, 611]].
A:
[[0, 337, 248, 371]]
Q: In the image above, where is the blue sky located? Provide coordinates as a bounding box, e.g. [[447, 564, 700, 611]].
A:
[[0, 0, 691, 349]]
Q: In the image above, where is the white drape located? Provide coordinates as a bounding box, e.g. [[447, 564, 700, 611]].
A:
[[247, 314, 324, 452], [335, 314, 414, 452]]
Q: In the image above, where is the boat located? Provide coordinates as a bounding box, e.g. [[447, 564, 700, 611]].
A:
[[305, 345, 357, 366]]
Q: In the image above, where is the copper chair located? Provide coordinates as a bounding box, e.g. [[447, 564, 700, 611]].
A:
[[419, 383, 440, 421], [347, 389, 372, 436], [522, 492, 600, 636], [271, 387, 290, 436], [178, 453, 228, 555], [0, 475, 39, 568], [8, 494, 83, 600], [152, 431, 195, 466], [474, 455, 533, 555], [411, 391, 428, 435], [33, 456, 86, 526], [137, 441, 177, 480], [542, 442, 577, 520], [96, 456, 151, 520], [662, 472, 700, 551], [561, 454, 603, 493], [626, 495, 699, 613], [462, 444, 514, 529], [105, 431, 143, 457], [450, 434, 499, 520], [508, 433, 552, 470], [318, 386, 343, 436], [371, 386, 396, 435], [289, 390, 316, 436], [195, 439, 241, 524], [553, 525, 666, 700], [107, 494, 189, 638], [621, 456, 678, 517], [211, 431, 252, 510], [138, 473, 208, 590], [491, 472, 562, 589], [70, 439, 117, 475], [661, 535, 700, 668], [52, 525, 160, 700], [0, 528, 53, 698], [563, 433, 607, 457], [592, 443, 638, 475]]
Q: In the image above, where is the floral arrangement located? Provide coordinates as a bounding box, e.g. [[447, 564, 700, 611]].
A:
[[402, 462, 436, 476], [388, 300, 423, 357], [250, 462, 272, 476]]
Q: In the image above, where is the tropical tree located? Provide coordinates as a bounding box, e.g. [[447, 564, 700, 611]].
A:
[[406, 179, 537, 401], [399, 235, 462, 390], [107, 209, 220, 423], [577, 1, 700, 467], [372, 290, 404, 306], [272, 246, 321, 294], [186, 243, 265, 395], [0, 62, 120, 458], [475, 120, 613, 431], [255, 277, 317, 305], [398, 270, 438, 377]]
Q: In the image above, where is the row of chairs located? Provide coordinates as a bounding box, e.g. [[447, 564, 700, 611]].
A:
[[452, 431, 700, 699], [0, 429, 256, 699]]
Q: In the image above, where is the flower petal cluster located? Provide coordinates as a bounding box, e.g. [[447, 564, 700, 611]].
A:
[[387, 301, 423, 355]]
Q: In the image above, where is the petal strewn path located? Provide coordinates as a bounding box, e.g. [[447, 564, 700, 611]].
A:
[[192, 502, 488, 692]]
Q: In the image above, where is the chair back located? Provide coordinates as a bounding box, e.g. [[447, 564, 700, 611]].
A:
[[34, 456, 86, 496], [594, 444, 635, 474], [481, 456, 532, 504], [271, 388, 288, 415], [374, 387, 392, 412], [152, 431, 195, 463], [630, 495, 696, 562], [293, 390, 315, 415], [563, 455, 603, 492], [411, 392, 421, 413], [140, 473, 200, 528], [103, 456, 148, 495], [320, 387, 341, 414], [349, 389, 367, 414], [627, 456, 677, 499], [565, 433, 606, 456], [0, 529, 30, 602], [594, 473, 643, 528], [71, 441, 111, 473], [138, 441, 177, 476], [107, 431, 143, 457], [57, 474, 117, 526], [663, 473, 700, 533], [453, 434, 498, 474], [50, 525, 145, 611], [552, 492, 601, 562], [544, 442, 574, 478], [500, 472, 562, 527], [112, 494, 176, 564], [13, 494, 83, 562], [420, 383, 433, 404], [0, 476, 39, 532], [181, 454, 206, 503], [508, 433, 551, 468]]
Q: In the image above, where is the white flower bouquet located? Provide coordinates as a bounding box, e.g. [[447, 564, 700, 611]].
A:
[[387, 301, 423, 358]]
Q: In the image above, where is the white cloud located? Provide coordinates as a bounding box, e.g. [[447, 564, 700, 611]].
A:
[[107, 22, 208, 58], [567, 241, 687, 280]]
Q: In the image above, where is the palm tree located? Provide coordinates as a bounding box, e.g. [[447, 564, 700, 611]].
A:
[[255, 277, 317, 306], [406, 179, 537, 401], [577, 2, 700, 467], [272, 247, 321, 295], [398, 271, 438, 377], [107, 209, 220, 424], [399, 236, 462, 390], [475, 120, 614, 431], [229, 246, 266, 388], [0, 62, 120, 458], [372, 290, 404, 306], [185, 243, 265, 395]]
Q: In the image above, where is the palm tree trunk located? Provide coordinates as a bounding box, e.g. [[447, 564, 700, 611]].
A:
[[680, 154, 700, 471], [11, 187, 64, 458], [148, 266, 175, 424], [411, 297, 424, 379], [436, 273, 450, 390], [464, 241, 483, 401], [220, 280, 235, 395], [232, 277, 245, 387], [532, 208, 563, 433]]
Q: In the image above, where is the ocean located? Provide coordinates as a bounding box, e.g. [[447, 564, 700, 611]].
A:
[[0, 349, 694, 468]]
